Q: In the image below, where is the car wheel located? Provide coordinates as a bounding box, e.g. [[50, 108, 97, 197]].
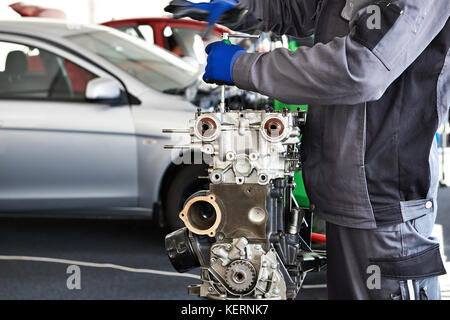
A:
[[164, 164, 209, 231]]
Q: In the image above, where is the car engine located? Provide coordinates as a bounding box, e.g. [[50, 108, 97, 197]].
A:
[[164, 106, 325, 300]]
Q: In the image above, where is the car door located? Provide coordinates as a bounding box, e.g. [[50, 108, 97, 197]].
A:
[[0, 34, 138, 211]]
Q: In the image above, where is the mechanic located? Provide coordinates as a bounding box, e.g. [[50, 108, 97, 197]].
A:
[[166, 0, 450, 300]]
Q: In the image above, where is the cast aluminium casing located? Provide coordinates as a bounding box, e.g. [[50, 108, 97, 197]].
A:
[[187, 111, 301, 185], [171, 110, 305, 299]]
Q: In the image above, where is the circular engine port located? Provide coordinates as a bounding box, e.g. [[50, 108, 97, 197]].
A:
[[248, 207, 266, 224], [179, 195, 221, 237], [233, 155, 252, 177], [264, 118, 284, 138], [258, 173, 269, 185], [196, 117, 217, 139], [188, 201, 216, 230], [210, 171, 223, 184]]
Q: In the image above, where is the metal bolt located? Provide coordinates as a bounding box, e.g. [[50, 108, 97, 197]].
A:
[[273, 288, 280, 295], [208, 287, 214, 292], [271, 263, 277, 269], [211, 258, 216, 264]]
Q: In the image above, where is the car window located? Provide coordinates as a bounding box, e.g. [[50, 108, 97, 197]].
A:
[[116, 26, 141, 39], [68, 30, 198, 93], [116, 25, 154, 44], [0, 40, 98, 101], [137, 25, 154, 44]]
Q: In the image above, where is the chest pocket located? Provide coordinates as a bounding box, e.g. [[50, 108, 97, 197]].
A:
[[349, 1, 417, 70]]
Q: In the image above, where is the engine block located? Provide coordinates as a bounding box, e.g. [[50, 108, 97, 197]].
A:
[[164, 109, 324, 300]]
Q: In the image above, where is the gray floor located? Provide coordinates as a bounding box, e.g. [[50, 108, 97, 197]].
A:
[[0, 214, 327, 299], [0, 187, 448, 300]]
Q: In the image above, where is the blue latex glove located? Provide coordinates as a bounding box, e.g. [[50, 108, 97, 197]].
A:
[[165, 0, 239, 29], [203, 41, 246, 85]]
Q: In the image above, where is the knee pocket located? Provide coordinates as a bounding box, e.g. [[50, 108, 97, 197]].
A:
[[369, 244, 446, 299]]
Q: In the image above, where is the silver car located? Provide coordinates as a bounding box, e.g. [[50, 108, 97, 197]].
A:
[[0, 19, 208, 228]]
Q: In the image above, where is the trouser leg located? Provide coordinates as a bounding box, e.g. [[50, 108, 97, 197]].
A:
[[326, 216, 446, 300]]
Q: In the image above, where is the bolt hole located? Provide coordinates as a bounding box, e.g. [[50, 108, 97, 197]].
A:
[[233, 271, 245, 283]]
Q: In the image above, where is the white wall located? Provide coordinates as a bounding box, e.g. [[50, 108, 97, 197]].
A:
[[0, 1, 21, 18], [90, 0, 173, 23], [0, 0, 182, 24]]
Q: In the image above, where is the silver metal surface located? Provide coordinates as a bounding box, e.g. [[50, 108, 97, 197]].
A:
[[201, 238, 286, 299], [186, 111, 301, 185], [170, 109, 304, 300], [85, 78, 122, 100]]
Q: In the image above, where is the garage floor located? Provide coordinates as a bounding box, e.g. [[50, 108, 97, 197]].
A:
[[0, 216, 328, 300], [0, 187, 448, 300]]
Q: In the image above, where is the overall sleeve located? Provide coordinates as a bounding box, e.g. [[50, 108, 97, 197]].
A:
[[232, 0, 450, 105], [225, 0, 320, 37]]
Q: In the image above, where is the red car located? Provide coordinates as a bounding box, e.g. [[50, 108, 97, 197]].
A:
[[102, 18, 229, 66]]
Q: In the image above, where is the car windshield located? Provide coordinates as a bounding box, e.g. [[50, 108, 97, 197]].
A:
[[67, 30, 199, 92]]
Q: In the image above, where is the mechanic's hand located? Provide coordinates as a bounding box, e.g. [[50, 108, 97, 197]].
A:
[[203, 41, 246, 85], [164, 0, 243, 27]]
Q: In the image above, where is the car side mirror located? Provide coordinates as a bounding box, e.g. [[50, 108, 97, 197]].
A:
[[85, 78, 122, 102]]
